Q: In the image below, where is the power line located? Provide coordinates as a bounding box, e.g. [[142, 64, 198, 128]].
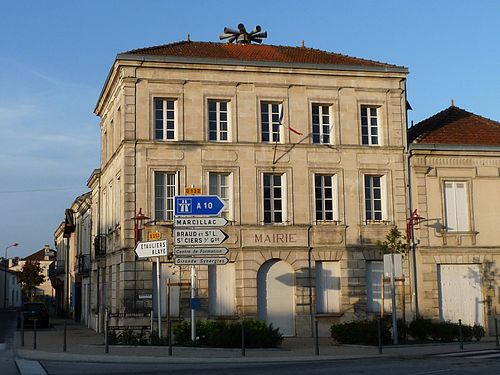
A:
[[0, 186, 88, 194]]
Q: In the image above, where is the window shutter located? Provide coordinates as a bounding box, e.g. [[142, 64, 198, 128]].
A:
[[316, 261, 340, 313], [444, 182, 457, 231], [455, 183, 469, 231]]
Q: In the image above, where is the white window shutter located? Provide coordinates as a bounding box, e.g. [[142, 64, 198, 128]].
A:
[[316, 261, 340, 313], [444, 182, 457, 231], [455, 183, 469, 231], [209, 263, 235, 316]]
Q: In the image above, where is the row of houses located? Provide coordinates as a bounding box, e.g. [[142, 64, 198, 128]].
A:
[[51, 30, 500, 336]]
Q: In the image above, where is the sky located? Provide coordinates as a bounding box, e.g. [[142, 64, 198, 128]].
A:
[[0, 0, 499, 258]]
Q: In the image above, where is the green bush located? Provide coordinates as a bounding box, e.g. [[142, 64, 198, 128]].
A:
[[173, 319, 283, 348], [330, 319, 391, 345], [408, 318, 433, 341], [108, 328, 148, 346], [473, 324, 485, 341], [408, 320, 484, 342]]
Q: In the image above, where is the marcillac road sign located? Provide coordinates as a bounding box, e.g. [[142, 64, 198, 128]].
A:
[[174, 195, 226, 216], [134, 239, 168, 259], [174, 257, 229, 266], [174, 217, 228, 228], [173, 229, 228, 246], [174, 247, 229, 256]]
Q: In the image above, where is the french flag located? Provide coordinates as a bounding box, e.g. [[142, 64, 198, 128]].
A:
[[279, 104, 303, 136]]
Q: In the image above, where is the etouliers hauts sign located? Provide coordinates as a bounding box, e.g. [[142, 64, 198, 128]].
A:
[[174, 257, 229, 266], [173, 217, 228, 228], [173, 229, 228, 246], [134, 239, 168, 259], [174, 247, 229, 256]]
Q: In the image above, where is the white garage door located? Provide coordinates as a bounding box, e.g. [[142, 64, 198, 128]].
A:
[[438, 264, 484, 326], [257, 260, 295, 336]]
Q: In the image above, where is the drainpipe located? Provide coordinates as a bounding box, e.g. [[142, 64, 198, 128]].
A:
[[307, 225, 314, 337]]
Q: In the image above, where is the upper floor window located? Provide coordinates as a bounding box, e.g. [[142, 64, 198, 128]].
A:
[[443, 181, 469, 231], [263, 173, 286, 224], [364, 175, 386, 222], [209, 172, 231, 220], [208, 100, 229, 141], [154, 172, 178, 221], [261, 102, 282, 143], [360, 106, 379, 145], [154, 98, 176, 140], [312, 104, 332, 144], [314, 174, 337, 221]]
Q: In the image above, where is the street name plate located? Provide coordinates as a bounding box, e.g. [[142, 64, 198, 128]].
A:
[[134, 239, 168, 259], [173, 229, 228, 246], [174, 257, 229, 266], [174, 247, 229, 256], [174, 217, 228, 228]]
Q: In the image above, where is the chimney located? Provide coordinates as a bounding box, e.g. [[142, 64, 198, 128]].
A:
[[44, 245, 50, 260]]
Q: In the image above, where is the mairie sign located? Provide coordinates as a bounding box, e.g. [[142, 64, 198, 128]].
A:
[[174, 195, 225, 216]]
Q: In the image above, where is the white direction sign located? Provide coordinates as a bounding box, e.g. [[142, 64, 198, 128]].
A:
[[174, 247, 229, 256], [174, 217, 228, 228], [134, 239, 168, 259], [174, 257, 229, 266], [174, 229, 228, 246]]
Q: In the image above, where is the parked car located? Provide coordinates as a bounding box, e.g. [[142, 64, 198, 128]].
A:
[[19, 303, 50, 328]]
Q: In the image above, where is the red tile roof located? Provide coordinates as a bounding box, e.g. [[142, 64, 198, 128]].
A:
[[122, 41, 404, 70], [408, 106, 500, 146], [23, 247, 56, 262]]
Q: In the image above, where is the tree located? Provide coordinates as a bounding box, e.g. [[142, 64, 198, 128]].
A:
[[17, 260, 45, 302], [379, 227, 409, 255]]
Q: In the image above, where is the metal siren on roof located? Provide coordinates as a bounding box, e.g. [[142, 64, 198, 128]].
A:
[[219, 24, 267, 44]]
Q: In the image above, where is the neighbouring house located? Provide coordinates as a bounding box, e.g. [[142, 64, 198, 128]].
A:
[[0, 263, 22, 308], [11, 245, 56, 303], [408, 104, 500, 333]]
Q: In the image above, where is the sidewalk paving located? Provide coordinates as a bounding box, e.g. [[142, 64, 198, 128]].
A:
[[14, 319, 500, 364]]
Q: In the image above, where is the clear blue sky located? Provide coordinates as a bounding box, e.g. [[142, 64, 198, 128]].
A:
[[1, 0, 499, 257]]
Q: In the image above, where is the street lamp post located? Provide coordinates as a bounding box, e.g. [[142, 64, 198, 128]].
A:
[[3, 243, 18, 309]]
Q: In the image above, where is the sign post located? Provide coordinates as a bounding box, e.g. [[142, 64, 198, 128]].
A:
[[174, 194, 229, 343], [134, 239, 169, 338]]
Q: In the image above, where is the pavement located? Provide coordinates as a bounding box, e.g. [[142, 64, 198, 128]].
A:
[[13, 318, 500, 364]]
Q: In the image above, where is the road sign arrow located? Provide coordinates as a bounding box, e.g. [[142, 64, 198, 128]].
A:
[[174, 257, 229, 266], [173, 229, 228, 246], [174, 195, 226, 216], [134, 239, 168, 259], [173, 217, 229, 228], [174, 247, 229, 256]]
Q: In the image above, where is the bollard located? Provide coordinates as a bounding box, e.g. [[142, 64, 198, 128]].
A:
[[63, 320, 67, 352], [33, 320, 37, 350], [459, 319, 463, 351], [315, 320, 319, 356], [495, 318, 499, 348], [20, 312, 24, 347], [168, 322, 173, 357], [241, 321, 246, 357], [104, 316, 109, 354], [377, 317, 383, 354]]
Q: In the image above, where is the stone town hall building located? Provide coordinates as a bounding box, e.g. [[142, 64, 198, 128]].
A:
[[64, 31, 416, 335]]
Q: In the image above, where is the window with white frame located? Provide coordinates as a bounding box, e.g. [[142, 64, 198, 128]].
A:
[[263, 173, 286, 223], [316, 261, 341, 313], [314, 174, 337, 221], [366, 261, 391, 313], [208, 100, 229, 141], [312, 104, 332, 144], [443, 181, 469, 231], [364, 175, 385, 222], [209, 172, 231, 220], [261, 102, 282, 143], [154, 172, 178, 221], [208, 263, 235, 316], [154, 98, 176, 140], [360, 105, 379, 145]]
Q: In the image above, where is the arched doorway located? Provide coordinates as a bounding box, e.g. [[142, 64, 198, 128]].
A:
[[257, 259, 295, 336]]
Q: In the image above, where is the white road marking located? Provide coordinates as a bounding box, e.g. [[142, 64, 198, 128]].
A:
[[15, 359, 47, 375]]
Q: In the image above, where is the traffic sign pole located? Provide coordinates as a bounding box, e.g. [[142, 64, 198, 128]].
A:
[[156, 257, 162, 338], [191, 266, 196, 342]]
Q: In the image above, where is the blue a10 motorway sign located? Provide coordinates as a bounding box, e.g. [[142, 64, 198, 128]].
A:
[[175, 195, 226, 216]]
